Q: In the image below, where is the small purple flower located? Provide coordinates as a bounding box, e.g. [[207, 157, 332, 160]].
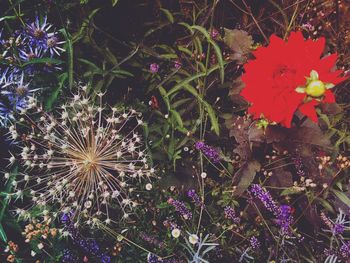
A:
[[277, 205, 294, 236], [140, 232, 165, 249], [174, 59, 181, 69], [224, 206, 240, 224], [61, 212, 110, 263], [292, 155, 305, 177], [187, 189, 202, 207], [249, 236, 260, 249], [195, 141, 205, 150], [168, 198, 192, 220], [62, 249, 80, 263], [150, 63, 159, 73], [333, 223, 345, 235], [249, 184, 279, 216], [210, 28, 219, 39], [339, 241, 350, 258], [195, 141, 221, 163], [340, 241, 350, 258]]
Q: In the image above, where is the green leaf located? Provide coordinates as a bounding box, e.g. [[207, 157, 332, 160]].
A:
[[21, 57, 63, 67], [45, 73, 68, 111], [61, 29, 74, 89], [191, 25, 225, 83], [203, 101, 219, 135], [167, 72, 206, 96], [332, 189, 350, 206], [111, 0, 119, 6], [170, 109, 184, 128], [160, 8, 174, 24], [0, 223, 7, 243], [0, 15, 17, 22]]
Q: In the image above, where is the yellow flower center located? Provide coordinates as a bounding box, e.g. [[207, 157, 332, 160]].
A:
[[305, 80, 326, 97], [295, 70, 334, 99]]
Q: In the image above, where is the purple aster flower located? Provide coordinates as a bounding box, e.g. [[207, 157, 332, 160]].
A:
[[224, 206, 240, 224], [19, 46, 44, 62], [24, 16, 52, 48], [168, 198, 192, 220], [249, 236, 260, 249], [150, 63, 159, 73], [1, 72, 38, 102], [46, 34, 65, 57], [187, 189, 202, 207], [0, 102, 15, 126]]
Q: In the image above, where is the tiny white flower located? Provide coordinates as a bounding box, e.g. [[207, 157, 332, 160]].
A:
[[31, 250, 36, 257], [145, 183, 153, 191], [171, 228, 181, 238], [37, 243, 44, 250], [189, 234, 199, 245], [200, 172, 207, 179]]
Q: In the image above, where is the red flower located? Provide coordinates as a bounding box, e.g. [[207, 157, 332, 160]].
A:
[[240, 31, 346, 128]]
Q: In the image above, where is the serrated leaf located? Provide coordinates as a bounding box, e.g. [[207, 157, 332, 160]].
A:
[[233, 160, 261, 196]]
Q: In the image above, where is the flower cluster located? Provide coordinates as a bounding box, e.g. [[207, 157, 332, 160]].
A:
[[23, 216, 57, 243], [249, 236, 260, 249], [250, 184, 294, 235], [250, 184, 280, 216], [340, 241, 350, 258], [195, 141, 221, 163], [7, 86, 155, 227], [0, 16, 64, 126], [277, 205, 294, 236], [187, 189, 202, 207], [147, 254, 182, 263], [62, 249, 80, 263], [167, 198, 192, 220], [292, 154, 306, 177], [61, 213, 111, 263], [224, 206, 241, 224], [139, 232, 165, 249]]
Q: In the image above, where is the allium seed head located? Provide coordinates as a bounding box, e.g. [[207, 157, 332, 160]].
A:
[[7, 86, 155, 228]]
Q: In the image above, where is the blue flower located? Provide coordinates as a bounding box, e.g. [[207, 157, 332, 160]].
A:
[[2, 72, 37, 100], [24, 16, 53, 49], [23, 16, 65, 58], [46, 34, 65, 57], [0, 101, 15, 126]]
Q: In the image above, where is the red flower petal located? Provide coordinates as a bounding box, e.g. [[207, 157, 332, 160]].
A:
[[299, 101, 318, 123]]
